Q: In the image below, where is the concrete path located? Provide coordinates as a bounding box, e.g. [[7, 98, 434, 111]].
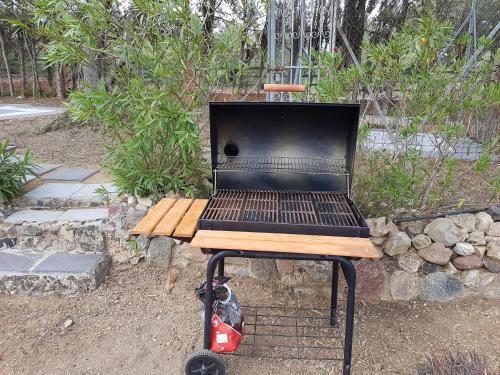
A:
[[25, 183, 118, 201], [0, 104, 65, 120], [5, 208, 109, 223]]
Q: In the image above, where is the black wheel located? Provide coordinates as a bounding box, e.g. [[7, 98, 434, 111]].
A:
[[185, 350, 225, 375]]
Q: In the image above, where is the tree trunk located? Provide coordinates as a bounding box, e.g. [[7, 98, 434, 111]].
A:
[[341, 0, 367, 66], [71, 65, 79, 91], [202, 0, 217, 50], [46, 64, 54, 95], [25, 36, 41, 98], [18, 36, 26, 98], [55, 62, 66, 98], [0, 29, 15, 97]]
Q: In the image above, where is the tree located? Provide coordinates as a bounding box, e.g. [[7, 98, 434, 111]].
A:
[[0, 27, 14, 96], [341, 0, 367, 66]]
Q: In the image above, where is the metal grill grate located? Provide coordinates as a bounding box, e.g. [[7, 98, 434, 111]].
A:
[[216, 156, 348, 176], [202, 190, 361, 227]]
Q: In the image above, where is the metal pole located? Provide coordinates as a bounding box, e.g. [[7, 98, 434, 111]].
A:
[[297, 0, 306, 85], [330, 261, 339, 326], [267, 0, 277, 102], [461, 21, 500, 77], [340, 260, 356, 375]]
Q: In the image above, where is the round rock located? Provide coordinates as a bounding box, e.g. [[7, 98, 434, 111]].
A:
[[383, 231, 411, 256], [463, 270, 496, 288], [397, 253, 422, 273], [411, 234, 432, 250], [452, 255, 483, 270], [483, 257, 500, 273], [467, 231, 486, 246], [418, 243, 453, 265], [453, 242, 475, 256], [475, 212, 493, 233], [486, 222, 500, 237], [420, 272, 464, 302], [424, 218, 466, 247]]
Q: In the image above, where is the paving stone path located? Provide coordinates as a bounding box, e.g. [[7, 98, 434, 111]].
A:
[[0, 104, 65, 120], [0, 249, 110, 296], [5, 208, 109, 223], [43, 167, 99, 182], [24, 183, 118, 206]]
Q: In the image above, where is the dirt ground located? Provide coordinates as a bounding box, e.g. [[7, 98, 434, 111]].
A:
[[0, 263, 498, 375]]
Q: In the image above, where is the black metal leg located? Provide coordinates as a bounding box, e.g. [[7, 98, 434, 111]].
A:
[[339, 259, 356, 375], [330, 261, 339, 326], [203, 254, 219, 349], [217, 257, 225, 279]]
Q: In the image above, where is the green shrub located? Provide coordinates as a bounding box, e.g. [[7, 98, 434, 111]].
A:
[[0, 141, 36, 204]]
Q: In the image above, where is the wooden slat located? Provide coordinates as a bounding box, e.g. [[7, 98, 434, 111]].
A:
[[263, 83, 305, 92], [152, 198, 194, 236], [173, 199, 209, 238], [131, 198, 177, 235], [191, 230, 380, 259]]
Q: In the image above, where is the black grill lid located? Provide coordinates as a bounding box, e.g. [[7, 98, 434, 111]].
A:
[[209, 102, 360, 193]]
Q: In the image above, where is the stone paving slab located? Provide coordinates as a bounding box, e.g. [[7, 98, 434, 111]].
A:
[[25, 183, 86, 199], [5, 209, 65, 223], [70, 183, 118, 200], [33, 253, 103, 273], [43, 167, 98, 182], [57, 208, 109, 222], [0, 104, 66, 120], [33, 163, 61, 175], [0, 251, 44, 272]]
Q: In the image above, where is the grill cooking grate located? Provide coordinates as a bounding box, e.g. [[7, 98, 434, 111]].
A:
[[216, 156, 348, 176], [202, 190, 361, 227]]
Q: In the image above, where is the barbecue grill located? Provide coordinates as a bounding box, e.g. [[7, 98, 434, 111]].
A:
[[199, 102, 369, 238], [131, 98, 379, 375]]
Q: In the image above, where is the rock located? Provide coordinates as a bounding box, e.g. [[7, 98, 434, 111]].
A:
[[276, 259, 294, 273], [463, 270, 495, 288], [418, 243, 453, 265], [385, 221, 399, 234], [467, 231, 486, 246], [483, 257, 500, 273], [447, 213, 476, 232], [75, 226, 105, 252], [399, 220, 428, 236], [485, 240, 499, 260], [125, 207, 145, 229], [474, 246, 487, 257], [486, 205, 500, 221], [64, 319, 74, 329], [422, 261, 438, 274], [390, 271, 419, 300], [137, 196, 153, 207], [147, 237, 174, 261], [366, 217, 388, 237], [420, 272, 464, 302], [127, 196, 137, 205], [411, 234, 432, 250], [383, 231, 411, 256], [424, 218, 466, 247], [369, 236, 385, 246], [397, 253, 422, 273], [453, 242, 475, 256], [181, 245, 207, 262], [135, 204, 148, 212], [452, 255, 483, 270], [58, 226, 75, 242], [442, 262, 457, 275], [475, 212, 493, 232], [135, 234, 150, 252], [355, 260, 386, 299], [250, 259, 277, 280], [486, 222, 500, 236]]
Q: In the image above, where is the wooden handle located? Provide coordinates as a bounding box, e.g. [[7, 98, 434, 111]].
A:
[[263, 84, 305, 93]]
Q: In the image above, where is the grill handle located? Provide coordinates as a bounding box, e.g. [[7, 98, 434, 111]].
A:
[[263, 84, 305, 93]]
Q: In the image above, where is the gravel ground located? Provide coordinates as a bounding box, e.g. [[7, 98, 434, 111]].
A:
[[0, 263, 498, 375]]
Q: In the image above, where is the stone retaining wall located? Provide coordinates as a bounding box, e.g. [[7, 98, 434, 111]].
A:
[[112, 195, 500, 302]]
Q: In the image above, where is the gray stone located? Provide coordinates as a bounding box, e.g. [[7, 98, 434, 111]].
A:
[[463, 270, 495, 288], [390, 271, 419, 300], [70, 183, 118, 200], [422, 261, 439, 274], [25, 183, 85, 199], [43, 167, 98, 182], [486, 205, 500, 221], [369, 236, 385, 246], [385, 221, 399, 234], [443, 262, 458, 275], [467, 231, 486, 246], [57, 208, 109, 222], [33, 163, 61, 176], [5, 210, 64, 223], [486, 222, 500, 237], [453, 242, 475, 256], [147, 237, 174, 261], [421, 272, 464, 302], [366, 217, 388, 237], [250, 259, 277, 280], [127, 196, 137, 205], [383, 231, 411, 256], [447, 213, 476, 232], [0, 251, 44, 272], [126, 207, 145, 229], [486, 241, 500, 261], [74, 226, 106, 252], [355, 260, 386, 299], [64, 319, 74, 329], [452, 255, 483, 270], [0, 238, 16, 249], [137, 197, 153, 207], [483, 257, 500, 273], [475, 212, 493, 233], [418, 243, 453, 265], [397, 253, 422, 273], [424, 218, 466, 246], [411, 234, 432, 250], [33, 253, 103, 273], [473, 245, 487, 257], [399, 220, 428, 236]]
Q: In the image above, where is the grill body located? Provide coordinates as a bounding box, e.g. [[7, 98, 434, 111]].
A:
[[200, 102, 369, 238]]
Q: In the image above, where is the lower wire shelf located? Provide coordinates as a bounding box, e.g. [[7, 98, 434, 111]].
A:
[[224, 305, 345, 362]]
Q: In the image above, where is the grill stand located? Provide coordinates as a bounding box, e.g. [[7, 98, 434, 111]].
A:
[[200, 250, 356, 375]]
